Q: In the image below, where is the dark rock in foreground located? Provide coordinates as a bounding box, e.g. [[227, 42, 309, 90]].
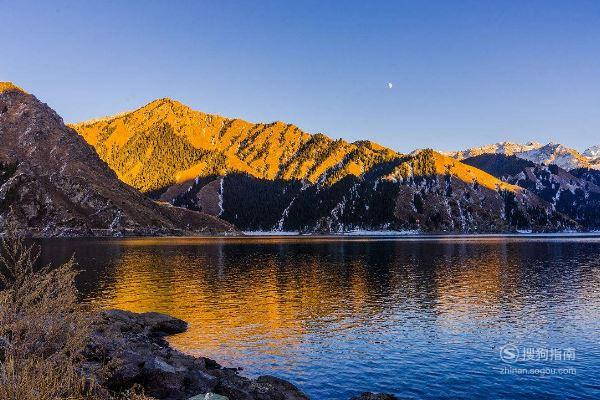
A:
[[87, 310, 397, 400], [350, 393, 399, 400], [87, 310, 309, 400]]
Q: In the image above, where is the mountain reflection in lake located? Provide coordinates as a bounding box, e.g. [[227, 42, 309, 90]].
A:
[[38, 236, 600, 399]]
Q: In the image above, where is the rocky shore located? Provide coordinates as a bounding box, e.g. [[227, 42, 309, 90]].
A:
[[88, 310, 396, 400]]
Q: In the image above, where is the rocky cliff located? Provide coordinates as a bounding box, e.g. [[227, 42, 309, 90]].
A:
[[89, 310, 395, 400], [0, 83, 235, 236]]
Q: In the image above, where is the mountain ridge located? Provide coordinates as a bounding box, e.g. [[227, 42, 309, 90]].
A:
[[71, 98, 581, 233], [0, 81, 26, 94], [70, 98, 401, 193], [446, 141, 600, 171], [463, 153, 600, 228], [169, 149, 575, 233], [0, 83, 591, 234], [0, 83, 235, 236]]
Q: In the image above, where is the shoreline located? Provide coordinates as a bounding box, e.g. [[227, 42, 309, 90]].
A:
[[91, 309, 395, 400], [28, 231, 600, 241]]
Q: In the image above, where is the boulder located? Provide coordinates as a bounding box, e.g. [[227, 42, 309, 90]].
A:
[[85, 310, 309, 400], [86, 310, 395, 400], [350, 393, 398, 400]]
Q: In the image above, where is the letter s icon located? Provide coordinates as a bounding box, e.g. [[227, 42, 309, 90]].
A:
[[500, 344, 519, 363]]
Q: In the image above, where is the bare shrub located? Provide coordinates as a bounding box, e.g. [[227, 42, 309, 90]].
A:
[[0, 230, 96, 399]]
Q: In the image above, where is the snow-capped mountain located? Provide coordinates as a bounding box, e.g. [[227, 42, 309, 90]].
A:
[[583, 145, 600, 159], [516, 143, 592, 171], [447, 142, 600, 171], [444, 141, 542, 159], [463, 154, 600, 229]]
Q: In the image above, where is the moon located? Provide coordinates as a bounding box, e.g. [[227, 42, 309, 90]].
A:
[[388, 82, 393, 89]]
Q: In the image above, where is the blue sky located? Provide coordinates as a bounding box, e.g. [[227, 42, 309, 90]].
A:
[[1, 0, 599, 152]]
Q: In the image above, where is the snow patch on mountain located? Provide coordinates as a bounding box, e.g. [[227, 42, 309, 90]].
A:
[[583, 145, 600, 159], [516, 143, 587, 170], [444, 142, 542, 159], [217, 177, 224, 216]]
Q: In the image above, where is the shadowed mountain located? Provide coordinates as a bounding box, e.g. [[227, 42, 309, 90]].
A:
[[71, 99, 580, 233], [164, 150, 575, 233], [571, 168, 600, 187], [459, 154, 536, 179], [0, 83, 235, 236], [464, 154, 600, 229]]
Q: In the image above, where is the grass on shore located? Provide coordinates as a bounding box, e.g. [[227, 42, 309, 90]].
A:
[[0, 227, 153, 399]]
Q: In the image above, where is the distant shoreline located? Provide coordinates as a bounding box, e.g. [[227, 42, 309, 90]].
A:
[[28, 231, 600, 241]]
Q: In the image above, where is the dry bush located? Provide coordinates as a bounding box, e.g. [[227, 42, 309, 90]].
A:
[[0, 230, 96, 399], [113, 385, 157, 400]]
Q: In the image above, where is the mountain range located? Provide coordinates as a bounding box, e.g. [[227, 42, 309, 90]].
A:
[[0, 83, 234, 236], [445, 141, 600, 171], [1, 82, 599, 235], [70, 98, 399, 193], [462, 154, 600, 228]]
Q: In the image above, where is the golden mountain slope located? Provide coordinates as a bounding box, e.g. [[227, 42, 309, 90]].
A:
[[70, 98, 575, 232], [387, 149, 521, 192], [0, 82, 26, 94], [0, 82, 235, 236], [71, 99, 400, 192]]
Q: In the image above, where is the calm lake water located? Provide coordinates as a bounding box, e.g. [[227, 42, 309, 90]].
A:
[[39, 235, 600, 399]]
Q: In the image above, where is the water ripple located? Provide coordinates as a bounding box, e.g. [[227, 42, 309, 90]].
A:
[[37, 236, 600, 399]]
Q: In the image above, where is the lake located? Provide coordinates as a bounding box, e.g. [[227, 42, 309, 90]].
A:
[[38, 235, 600, 399]]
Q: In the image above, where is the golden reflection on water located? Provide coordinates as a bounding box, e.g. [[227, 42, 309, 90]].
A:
[[78, 236, 600, 370], [91, 238, 393, 361], [433, 243, 508, 324]]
